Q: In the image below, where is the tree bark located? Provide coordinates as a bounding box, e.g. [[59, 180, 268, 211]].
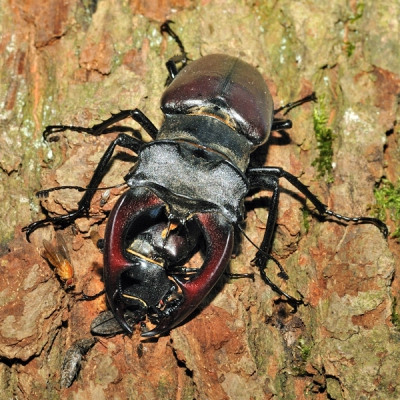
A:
[[0, 0, 399, 399]]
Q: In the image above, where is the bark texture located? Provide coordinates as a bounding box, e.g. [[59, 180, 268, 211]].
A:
[[0, 0, 399, 399]]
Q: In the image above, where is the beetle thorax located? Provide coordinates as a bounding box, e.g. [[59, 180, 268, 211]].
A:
[[126, 139, 249, 224], [157, 114, 253, 172]]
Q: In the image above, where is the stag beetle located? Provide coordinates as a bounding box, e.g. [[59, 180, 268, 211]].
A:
[[23, 21, 388, 338]]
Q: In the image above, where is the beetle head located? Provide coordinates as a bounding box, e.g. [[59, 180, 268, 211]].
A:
[[104, 188, 233, 337]]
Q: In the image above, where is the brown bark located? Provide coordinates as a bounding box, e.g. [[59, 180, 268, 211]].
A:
[[0, 0, 399, 399]]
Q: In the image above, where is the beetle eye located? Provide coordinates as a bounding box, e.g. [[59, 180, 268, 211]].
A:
[[193, 148, 206, 158]]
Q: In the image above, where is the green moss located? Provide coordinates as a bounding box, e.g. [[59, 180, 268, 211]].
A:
[[290, 338, 314, 377], [344, 2, 365, 57], [372, 178, 400, 240], [298, 338, 312, 362], [345, 41, 356, 57], [348, 1, 365, 22], [391, 297, 400, 329], [311, 97, 335, 183]]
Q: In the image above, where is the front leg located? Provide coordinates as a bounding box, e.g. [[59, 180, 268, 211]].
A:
[[22, 133, 143, 241]]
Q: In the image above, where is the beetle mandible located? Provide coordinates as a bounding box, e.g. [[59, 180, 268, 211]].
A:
[[23, 21, 388, 338]]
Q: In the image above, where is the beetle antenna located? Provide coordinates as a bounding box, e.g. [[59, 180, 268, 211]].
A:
[[237, 225, 289, 280], [237, 226, 302, 304], [36, 183, 127, 198], [274, 92, 317, 116]]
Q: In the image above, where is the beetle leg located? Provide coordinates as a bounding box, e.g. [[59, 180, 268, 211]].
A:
[[22, 134, 142, 241], [271, 93, 317, 132], [35, 182, 126, 201], [249, 167, 388, 237], [43, 108, 158, 141], [80, 289, 106, 301], [247, 170, 279, 260], [271, 118, 293, 131], [141, 212, 234, 337], [246, 166, 388, 299], [246, 170, 299, 301], [160, 20, 188, 83], [274, 93, 317, 116]]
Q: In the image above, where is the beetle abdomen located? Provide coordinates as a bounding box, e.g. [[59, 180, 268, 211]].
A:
[[161, 54, 273, 147]]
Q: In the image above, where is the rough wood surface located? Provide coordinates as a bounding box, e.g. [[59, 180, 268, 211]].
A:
[[0, 0, 399, 399]]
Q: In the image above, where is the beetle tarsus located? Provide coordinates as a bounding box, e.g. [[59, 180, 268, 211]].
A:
[[161, 20, 186, 60], [80, 289, 106, 301], [36, 186, 86, 198], [323, 210, 389, 238], [22, 207, 87, 242], [160, 20, 188, 82]]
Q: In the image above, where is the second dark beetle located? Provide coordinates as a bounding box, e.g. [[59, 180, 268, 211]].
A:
[[23, 24, 387, 338]]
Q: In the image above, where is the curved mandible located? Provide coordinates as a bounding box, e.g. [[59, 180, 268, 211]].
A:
[[142, 212, 234, 337], [103, 188, 166, 333]]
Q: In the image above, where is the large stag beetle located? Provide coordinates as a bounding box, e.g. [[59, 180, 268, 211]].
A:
[[23, 21, 387, 339]]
